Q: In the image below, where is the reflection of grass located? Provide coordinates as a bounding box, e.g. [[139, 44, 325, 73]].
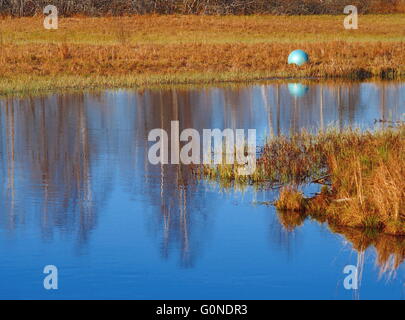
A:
[[274, 189, 405, 275], [275, 208, 405, 274], [330, 225, 405, 275], [1, 15, 405, 95], [276, 209, 307, 231], [202, 125, 405, 235]]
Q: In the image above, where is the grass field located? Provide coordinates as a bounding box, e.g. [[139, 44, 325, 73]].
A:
[[0, 14, 405, 95]]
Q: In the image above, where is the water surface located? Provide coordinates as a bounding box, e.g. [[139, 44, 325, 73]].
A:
[[0, 82, 404, 300]]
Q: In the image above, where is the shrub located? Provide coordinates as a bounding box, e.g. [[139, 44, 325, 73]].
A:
[[1, 0, 404, 16]]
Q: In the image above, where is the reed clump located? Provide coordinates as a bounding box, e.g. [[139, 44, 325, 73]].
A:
[[274, 187, 307, 212], [323, 126, 405, 235], [277, 126, 405, 235], [203, 125, 405, 235]]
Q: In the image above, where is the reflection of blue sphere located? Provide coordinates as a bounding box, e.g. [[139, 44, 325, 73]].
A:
[[288, 50, 309, 66], [288, 83, 309, 98]]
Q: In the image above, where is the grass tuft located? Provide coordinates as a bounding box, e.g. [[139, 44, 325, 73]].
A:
[[274, 187, 307, 212]]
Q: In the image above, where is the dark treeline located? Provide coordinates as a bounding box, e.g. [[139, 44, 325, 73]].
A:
[[0, 0, 403, 16]]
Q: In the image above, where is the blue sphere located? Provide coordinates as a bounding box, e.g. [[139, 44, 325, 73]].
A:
[[288, 83, 309, 98], [288, 50, 309, 66]]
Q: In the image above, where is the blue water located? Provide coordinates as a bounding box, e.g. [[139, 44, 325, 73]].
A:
[[0, 82, 404, 300]]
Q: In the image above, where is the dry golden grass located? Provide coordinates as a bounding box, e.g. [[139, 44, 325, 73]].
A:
[[0, 15, 404, 95], [287, 126, 405, 235], [3, 41, 404, 77], [202, 125, 405, 235], [325, 127, 405, 235]]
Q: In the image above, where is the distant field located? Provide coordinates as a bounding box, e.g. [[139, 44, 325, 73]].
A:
[[0, 15, 404, 95]]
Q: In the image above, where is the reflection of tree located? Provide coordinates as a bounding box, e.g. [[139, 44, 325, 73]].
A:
[[5, 100, 16, 229], [0, 94, 102, 246], [131, 89, 213, 267]]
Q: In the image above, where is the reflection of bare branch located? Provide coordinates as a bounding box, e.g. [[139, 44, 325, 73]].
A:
[[5, 100, 16, 228]]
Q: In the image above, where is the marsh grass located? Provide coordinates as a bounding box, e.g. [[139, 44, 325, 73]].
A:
[[115, 20, 132, 46], [274, 187, 307, 212], [0, 72, 295, 97], [202, 125, 405, 235], [0, 15, 405, 95], [276, 211, 405, 274]]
